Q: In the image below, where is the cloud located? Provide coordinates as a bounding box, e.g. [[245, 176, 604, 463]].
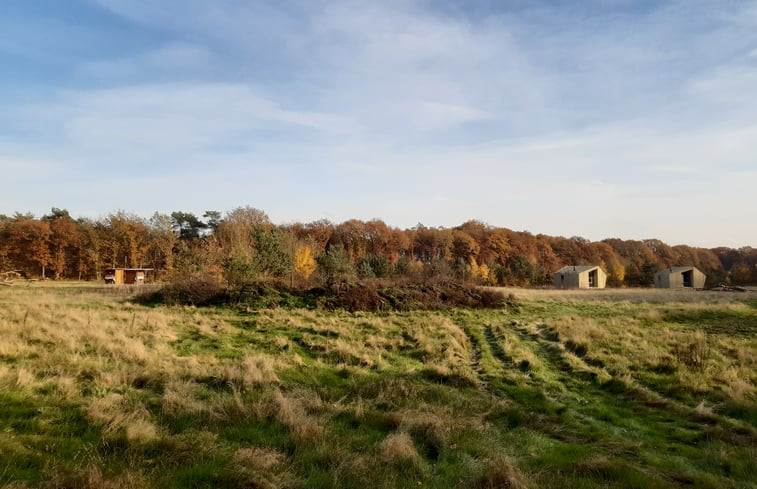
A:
[[89, 0, 540, 136], [686, 66, 757, 108], [76, 43, 213, 79], [4, 98, 757, 247], [82, 1, 755, 140], [16, 83, 356, 164], [2, 0, 757, 247]]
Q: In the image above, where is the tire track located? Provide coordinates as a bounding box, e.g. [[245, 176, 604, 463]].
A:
[[483, 323, 513, 368], [511, 321, 757, 440], [455, 320, 510, 392], [459, 322, 484, 380]]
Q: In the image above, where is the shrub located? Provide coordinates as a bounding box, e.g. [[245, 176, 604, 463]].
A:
[[136, 272, 225, 306], [222, 252, 259, 286], [356, 254, 392, 278], [316, 245, 353, 284], [139, 277, 516, 312], [394, 256, 421, 279], [356, 260, 375, 278], [228, 281, 311, 309], [323, 280, 514, 312]]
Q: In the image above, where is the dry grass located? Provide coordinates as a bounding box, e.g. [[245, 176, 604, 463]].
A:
[[488, 285, 757, 304], [268, 390, 325, 443], [160, 380, 210, 416], [223, 354, 281, 388], [519, 303, 757, 405], [549, 315, 608, 346], [44, 466, 155, 489], [233, 447, 299, 489], [0, 282, 755, 489], [720, 367, 756, 402], [472, 455, 532, 489], [87, 392, 159, 443], [378, 432, 422, 468]]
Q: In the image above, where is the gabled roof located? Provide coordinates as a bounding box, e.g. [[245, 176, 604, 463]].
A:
[[656, 266, 700, 274], [554, 265, 600, 274]]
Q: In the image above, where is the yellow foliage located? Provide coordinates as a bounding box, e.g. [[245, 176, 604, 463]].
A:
[[468, 258, 490, 283], [468, 258, 479, 278], [294, 246, 317, 279], [479, 263, 490, 282]]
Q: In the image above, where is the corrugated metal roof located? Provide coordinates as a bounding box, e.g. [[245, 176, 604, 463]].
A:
[[554, 265, 599, 274]]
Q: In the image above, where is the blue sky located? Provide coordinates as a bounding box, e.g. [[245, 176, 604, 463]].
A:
[[2, 0, 756, 247]]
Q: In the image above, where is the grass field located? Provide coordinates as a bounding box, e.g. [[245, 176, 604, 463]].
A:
[[1, 283, 756, 488]]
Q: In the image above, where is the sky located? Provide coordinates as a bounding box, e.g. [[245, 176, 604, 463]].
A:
[[1, 0, 756, 248]]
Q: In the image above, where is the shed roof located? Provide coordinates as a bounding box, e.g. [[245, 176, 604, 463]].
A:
[[104, 268, 154, 271], [554, 265, 600, 274]]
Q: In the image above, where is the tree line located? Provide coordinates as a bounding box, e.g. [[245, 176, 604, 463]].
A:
[[1, 207, 755, 286]]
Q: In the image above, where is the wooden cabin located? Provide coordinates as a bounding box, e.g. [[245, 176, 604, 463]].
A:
[[104, 268, 153, 285], [553, 265, 607, 289], [654, 267, 706, 289]]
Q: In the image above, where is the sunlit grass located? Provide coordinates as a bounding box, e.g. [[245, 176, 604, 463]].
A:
[[1, 283, 755, 488]]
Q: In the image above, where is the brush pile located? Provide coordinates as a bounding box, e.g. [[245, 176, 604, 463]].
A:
[[137, 276, 516, 311]]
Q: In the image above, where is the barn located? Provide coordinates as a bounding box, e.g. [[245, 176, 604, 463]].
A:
[[553, 265, 607, 289], [104, 268, 153, 285], [654, 267, 706, 289]]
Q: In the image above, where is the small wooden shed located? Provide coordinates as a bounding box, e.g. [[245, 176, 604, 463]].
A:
[[104, 268, 153, 285], [654, 267, 706, 289], [553, 265, 607, 289]]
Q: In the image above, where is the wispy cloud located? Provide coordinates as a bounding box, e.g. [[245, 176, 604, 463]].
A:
[[18, 83, 355, 159], [76, 42, 213, 79], [1, 0, 756, 247]]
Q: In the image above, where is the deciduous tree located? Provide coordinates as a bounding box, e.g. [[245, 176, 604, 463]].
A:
[[294, 246, 317, 280]]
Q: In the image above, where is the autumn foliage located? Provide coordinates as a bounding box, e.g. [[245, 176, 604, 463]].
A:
[[293, 246, 317, 280], [1, 207, 755, 286]]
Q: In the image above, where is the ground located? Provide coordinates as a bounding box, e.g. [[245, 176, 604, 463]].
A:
[[0, 283, 755, 488]]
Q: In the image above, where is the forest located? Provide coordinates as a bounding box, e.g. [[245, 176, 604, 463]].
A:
[[1, 207, 755, 287]]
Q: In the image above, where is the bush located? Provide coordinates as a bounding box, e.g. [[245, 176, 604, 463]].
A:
[[355, 260, 376, 278], [356, 254, 392, 278], [316, 245, 353, 284], [228, 282, 313, 309], [222, 252, 259, 286], [136, 273, 225, 306], [322, 281, 386, 311], [139, 277, 518, 313], [323, 280, 515, 312]]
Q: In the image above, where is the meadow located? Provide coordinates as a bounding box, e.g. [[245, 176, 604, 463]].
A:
[[0, 283, 755, 488]]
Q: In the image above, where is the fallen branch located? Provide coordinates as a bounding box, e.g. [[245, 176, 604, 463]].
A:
[[0, 270, 22, 286], [708, 283, 747, 292]]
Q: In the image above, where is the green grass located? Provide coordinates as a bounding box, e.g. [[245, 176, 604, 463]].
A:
[[0, 283, 755, 488]]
